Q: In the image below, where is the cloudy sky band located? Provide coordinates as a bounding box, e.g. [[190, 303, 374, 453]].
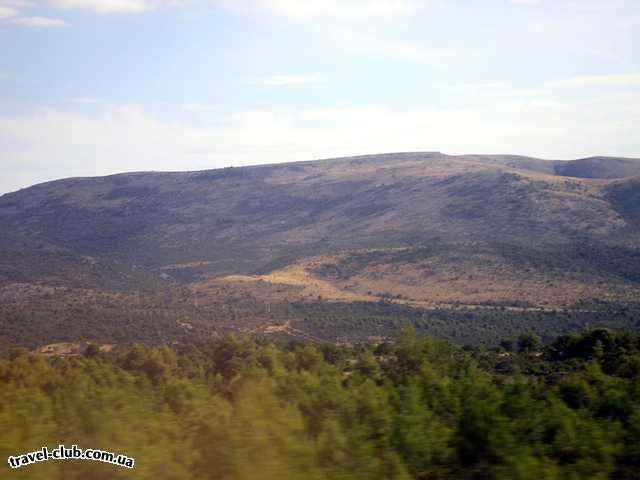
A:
[[0, 0, 638, 194]]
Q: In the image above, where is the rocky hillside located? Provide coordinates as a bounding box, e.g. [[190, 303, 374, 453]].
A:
[[1, 152, 640, 347], [1, 152, 639, 284]]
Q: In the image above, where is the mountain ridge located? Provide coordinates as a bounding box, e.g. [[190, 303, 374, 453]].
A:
[[2, 152, 640, 348], [2, 151, 640, 281], [4, 152, 640, 197]]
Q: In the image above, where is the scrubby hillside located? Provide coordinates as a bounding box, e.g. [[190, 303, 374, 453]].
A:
[[1, 152, 640, 347]]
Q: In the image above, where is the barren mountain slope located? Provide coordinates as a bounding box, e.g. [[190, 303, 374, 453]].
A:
[[1, 152, 640, 347], [1, 152, 638, 285]]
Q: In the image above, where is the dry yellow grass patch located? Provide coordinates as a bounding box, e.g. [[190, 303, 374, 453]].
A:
[[217, 245, 640, 310], [222, 258, 373, 303]]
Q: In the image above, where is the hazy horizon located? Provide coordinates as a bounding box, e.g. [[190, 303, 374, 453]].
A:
[[2, 0, 640, 194]]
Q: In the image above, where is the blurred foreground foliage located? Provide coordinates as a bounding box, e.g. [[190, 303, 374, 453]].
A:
[[1, 328, 640, 479]]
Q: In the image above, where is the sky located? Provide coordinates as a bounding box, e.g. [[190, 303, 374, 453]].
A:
[[1, 0, 639, 194]]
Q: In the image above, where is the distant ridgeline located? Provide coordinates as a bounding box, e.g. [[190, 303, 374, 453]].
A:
[[1, 152, 640, 347]]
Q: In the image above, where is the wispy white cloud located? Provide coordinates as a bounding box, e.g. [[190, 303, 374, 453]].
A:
[[45, 0, 153, 14], [43, 0, 189, 14], [321, 25, 452, 65], [259, 75, 319, 86], [0, 0, 30, 20], [554, 72, 640, 88], [11, 16, 70, 27], [1, 0, 69, 27], [0, 5, 18, 18], [181, 103, 216, 112], [217, 0, 422, 21], [448, 82, 506, 91], [70, 97, 103, 104], [0, 0, 189, 18], [1, 89, 638, 194]]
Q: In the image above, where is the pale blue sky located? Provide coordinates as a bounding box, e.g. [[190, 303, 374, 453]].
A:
[[1, 0, 639, 194]]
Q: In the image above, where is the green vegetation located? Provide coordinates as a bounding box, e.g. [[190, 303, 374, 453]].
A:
[[287, 299, 640, 346], [2, 328, 640, 479], [2, 280, 639, 349], [312, 240, 640, 285]]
